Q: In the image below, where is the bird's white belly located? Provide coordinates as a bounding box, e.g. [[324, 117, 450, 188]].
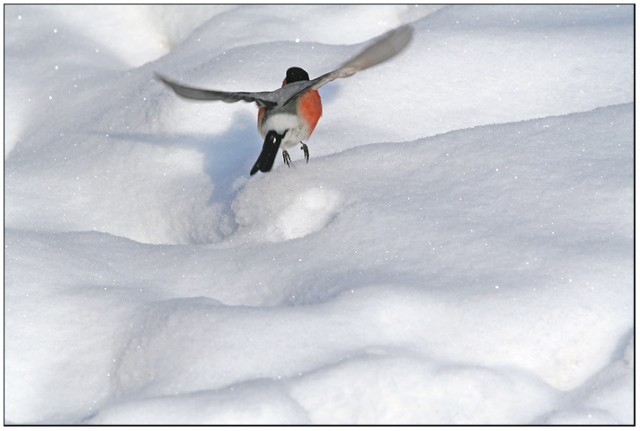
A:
[[259, 113, 311, 149]]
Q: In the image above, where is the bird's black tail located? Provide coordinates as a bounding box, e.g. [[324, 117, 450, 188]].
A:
[[250, 130, 285, 175]]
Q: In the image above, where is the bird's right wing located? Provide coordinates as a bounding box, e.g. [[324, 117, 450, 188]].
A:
[[155, 73, 278, 108], [279, 24, 414, 106], [315, 24, 414, 87]]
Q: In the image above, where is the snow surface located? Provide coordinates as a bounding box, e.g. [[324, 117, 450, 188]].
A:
[[4, 4, 634, 425]]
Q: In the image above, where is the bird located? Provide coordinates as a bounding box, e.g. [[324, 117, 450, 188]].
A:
[[155, 25, 413, 176]]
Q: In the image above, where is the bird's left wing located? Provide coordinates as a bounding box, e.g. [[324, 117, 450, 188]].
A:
[[155, 73, 278, 108]]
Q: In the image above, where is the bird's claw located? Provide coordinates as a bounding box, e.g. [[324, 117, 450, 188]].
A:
[[282, 145, 308, 167], [283, 150, 291, 167]]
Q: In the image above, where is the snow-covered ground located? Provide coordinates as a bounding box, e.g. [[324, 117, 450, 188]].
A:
[[4, 4, 634, 425]]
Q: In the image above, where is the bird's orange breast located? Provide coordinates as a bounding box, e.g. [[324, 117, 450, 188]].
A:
[[257, 89, 322, 137], [258, 106, 266, 124], [297, 89, 323, 134]]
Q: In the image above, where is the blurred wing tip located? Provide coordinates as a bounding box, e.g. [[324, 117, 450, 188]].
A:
[[154, 72, 181, 90], [386, 24, 414, 51], [396, 24, 414, 37], [154, 72, 170, 83]]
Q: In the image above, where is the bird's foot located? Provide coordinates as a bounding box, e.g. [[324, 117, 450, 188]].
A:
[[301, 143, 309, 163], [283, 150, 292, 167]]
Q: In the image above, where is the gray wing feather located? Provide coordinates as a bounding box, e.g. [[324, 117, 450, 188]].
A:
[[155, 73, 278, 108], [280, 25, 414, 105], [317, 24, 414, 85], [155, 24, 413, 109]]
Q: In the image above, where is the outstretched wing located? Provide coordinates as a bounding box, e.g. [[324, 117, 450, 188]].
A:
[[156, 24, 413, 109], [280, 25, 414, 106], [315, 25, 414, 88], [155, 73, 278, 108]]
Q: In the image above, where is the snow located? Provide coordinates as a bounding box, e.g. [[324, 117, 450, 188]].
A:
[[4, 4, 634, 425]]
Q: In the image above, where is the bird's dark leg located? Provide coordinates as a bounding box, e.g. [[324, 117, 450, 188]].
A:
[[283, 150, 292, 167], [301, 142, 309, 163]]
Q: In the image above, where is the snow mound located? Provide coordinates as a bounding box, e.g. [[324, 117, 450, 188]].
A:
[[233, 185, 342, 242], [6, 103, 633, 424]]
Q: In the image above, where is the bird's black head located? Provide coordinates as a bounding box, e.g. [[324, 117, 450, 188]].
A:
[[284, 67, 310, 84]]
